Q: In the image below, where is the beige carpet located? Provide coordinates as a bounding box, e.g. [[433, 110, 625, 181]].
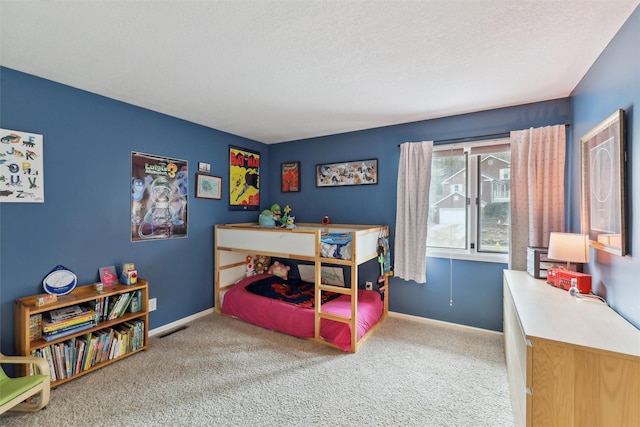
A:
[[1, 313, 515, 426]]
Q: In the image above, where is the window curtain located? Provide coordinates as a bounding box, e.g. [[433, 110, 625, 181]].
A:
[[509, 125, 566, 270], [394, 141, 433, 283]]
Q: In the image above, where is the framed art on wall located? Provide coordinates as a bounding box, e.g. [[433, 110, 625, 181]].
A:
[[316, 159, 378, 187], [131, 151, 188, 241], [0, 128, 44, 203], [281, 161, 300, 192], [196, 174, 222, 199], [229, 146, 260, 210], [580, 109, 626, 256]]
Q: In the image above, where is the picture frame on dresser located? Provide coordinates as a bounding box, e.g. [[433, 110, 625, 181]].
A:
[[580, 109, 626, 256]]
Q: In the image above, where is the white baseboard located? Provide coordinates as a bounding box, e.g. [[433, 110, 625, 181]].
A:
[[388, 310, 503, 337], [149, 308, 502, 338], [149, 308, 214, 337]]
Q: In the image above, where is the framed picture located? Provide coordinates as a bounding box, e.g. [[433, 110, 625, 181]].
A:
[[229, 146, 260, 210], [580, 109, 626, 256], [281, 161, 300, 192], [196, 174, 222, 200], [316, 159, 378, 187], [98, 266, 118, 287], [131, 152, 188, 241]]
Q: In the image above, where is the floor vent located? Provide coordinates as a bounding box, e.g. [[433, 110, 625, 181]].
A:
[[158, 325, 188, 338]]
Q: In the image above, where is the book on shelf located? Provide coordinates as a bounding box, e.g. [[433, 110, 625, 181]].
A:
[[106, 292, 135, 320], [29, 313, 42, 341], [42, 346, 56, 382], [128, 290, 142, 313], [53, 343, 64, 380], [41, 321, 96, 342], [42, 310, 98, 333], [47, 304, 86, 322], [75, 339, 86, 375]]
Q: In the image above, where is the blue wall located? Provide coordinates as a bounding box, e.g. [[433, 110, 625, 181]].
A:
[[2, 6, 638, 355], [0, 67, 268, 354], [570, 6, 639, 328], [269, 98, 571, 332]]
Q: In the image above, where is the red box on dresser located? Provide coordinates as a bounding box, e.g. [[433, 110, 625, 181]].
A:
[[547, 267, 592, 294]]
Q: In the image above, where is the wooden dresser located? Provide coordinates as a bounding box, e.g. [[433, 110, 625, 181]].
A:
[[503, 270, 640, 427]]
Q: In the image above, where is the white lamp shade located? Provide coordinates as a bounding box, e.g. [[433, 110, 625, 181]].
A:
[[547, 232, 590, 264]]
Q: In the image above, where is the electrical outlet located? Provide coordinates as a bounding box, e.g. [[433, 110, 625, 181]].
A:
[[365, 281, 373, 290], [149, 298, 157, 312]]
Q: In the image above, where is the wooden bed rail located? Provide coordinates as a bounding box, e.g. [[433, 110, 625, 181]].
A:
[[214, 222, 390, 352]]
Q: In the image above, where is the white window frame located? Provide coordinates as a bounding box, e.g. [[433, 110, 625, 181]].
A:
[[426, 138, 509, 264]]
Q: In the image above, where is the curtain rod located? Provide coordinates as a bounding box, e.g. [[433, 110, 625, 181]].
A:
[[398, 124, 570, 147]]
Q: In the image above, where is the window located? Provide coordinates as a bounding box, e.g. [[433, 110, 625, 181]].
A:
[[427, 139, 510, 261]]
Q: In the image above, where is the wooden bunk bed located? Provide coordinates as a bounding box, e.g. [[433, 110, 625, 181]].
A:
[[214, 222, 389, 352]]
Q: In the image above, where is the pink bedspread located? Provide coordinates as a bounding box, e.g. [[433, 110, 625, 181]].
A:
[[221, 274, 384, 351]]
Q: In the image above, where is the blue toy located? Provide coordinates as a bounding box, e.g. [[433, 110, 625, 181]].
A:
[[259, 209, 276, 228]]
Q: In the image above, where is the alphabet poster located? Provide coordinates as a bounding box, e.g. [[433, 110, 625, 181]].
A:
[[229, 145, 260, 211], [131, 152, 188, 241], [0, 129, 44, 203]]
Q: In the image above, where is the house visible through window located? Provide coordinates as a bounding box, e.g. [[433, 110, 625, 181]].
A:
[[427, 139, 510, 261]]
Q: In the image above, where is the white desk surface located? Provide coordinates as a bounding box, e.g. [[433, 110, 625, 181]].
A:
[[504, 270, 640, 358]]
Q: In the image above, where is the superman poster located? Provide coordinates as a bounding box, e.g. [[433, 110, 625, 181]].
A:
[[229, 146, 260, 211]]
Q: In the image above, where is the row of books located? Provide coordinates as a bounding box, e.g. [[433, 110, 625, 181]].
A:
[[29, 290, 144, 343], [90, 290, 142, 322], [41, 307, 99, 341], [30, 319, 145, 382]]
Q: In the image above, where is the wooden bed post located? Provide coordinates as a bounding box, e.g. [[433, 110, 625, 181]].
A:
[[314, 229, 322, 342]]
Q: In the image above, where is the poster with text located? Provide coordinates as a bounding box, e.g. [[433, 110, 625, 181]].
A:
[[229, 145, 260, 211], [0, 129, 44, 203], [131, 151, 188, 241]]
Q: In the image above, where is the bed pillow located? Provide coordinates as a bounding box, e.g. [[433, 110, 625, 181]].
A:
[[268, 261, 290, 280]]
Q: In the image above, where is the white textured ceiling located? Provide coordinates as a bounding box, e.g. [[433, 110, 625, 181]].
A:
[[1, 1, 638, 144]]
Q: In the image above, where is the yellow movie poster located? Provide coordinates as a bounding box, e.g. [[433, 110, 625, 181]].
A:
[[229, 146, 260, 211]]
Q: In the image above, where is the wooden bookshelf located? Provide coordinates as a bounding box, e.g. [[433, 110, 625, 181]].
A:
[[14, 279, 149, 387]]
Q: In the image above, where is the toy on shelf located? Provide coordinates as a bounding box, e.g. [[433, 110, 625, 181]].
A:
[[258, 209, 276, 228], [120, 263, 138, 285], [99, 266, 118, 287]]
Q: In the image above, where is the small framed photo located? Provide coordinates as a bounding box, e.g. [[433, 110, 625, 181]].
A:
[[99, 266, 118, 287], [281, 161, 300, 192], [196, 174, 222, 200], [316, 159, 378, 187]]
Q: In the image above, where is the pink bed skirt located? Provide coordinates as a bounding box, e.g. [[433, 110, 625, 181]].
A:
[[221, 274, 384, 351]]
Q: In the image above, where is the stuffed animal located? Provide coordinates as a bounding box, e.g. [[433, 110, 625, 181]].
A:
[[268, 261, 290, 280], [245, 256, 256, 277], [286, 215, 296, 229], [254, 255, 271, 275], [270, 204, 282, 223], [259, 209, 276, 228]]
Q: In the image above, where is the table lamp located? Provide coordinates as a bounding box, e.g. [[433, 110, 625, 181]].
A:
[[547, 232, 589, 270]]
